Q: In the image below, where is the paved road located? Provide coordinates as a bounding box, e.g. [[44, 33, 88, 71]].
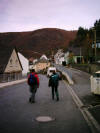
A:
[[55, 64, 100, 128], [0, 74, 92, 133]]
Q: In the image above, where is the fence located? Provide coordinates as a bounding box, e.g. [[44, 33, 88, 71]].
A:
[[0, 73, 27, 83]]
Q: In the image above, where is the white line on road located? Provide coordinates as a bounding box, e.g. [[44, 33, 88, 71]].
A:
[[64, 81, 100, 133]]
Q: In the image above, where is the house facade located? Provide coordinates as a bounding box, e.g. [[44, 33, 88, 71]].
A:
[[54, 49, 65, 64], [0, 48, 23, 82], [34, 59, 50, 72], [18, 52, 29, 76], [54, 48, 84, 65]]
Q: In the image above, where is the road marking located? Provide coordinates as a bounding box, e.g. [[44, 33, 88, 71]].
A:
[[64, 81, 100, 133]]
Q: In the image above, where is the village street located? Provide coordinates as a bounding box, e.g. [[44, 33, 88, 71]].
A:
[[0, 73, 97, 133], [0, 1, 100, 133]]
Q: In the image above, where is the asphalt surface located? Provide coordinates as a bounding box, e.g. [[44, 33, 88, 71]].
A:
[[0, 74, 92, 133], [54, 64, 100, 132]]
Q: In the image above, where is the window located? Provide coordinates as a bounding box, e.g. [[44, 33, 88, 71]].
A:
[[93, 73, 100, 78], [10, 59, 12, 64]]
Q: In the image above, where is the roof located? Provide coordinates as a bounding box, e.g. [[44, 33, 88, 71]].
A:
[[36, 58, 49, 64], [0, 47, 23, 73], [18, 52, 28, 74], [0, 47, 13, 73], [96, 71, 100, 73], [15, 48, 23, 71], [40, 54, 48, 60]]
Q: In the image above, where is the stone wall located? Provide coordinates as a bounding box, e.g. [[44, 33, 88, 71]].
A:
[[89, 63, 100, 74], [72, 63, 100, 74]]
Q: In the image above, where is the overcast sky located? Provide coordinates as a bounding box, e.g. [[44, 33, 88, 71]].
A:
[[0, 0, 100, 32]]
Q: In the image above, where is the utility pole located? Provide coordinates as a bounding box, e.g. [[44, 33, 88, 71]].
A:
[[51, 50, 54, 63], [94, 29, 96, 61], [80, 47, 81, 63]]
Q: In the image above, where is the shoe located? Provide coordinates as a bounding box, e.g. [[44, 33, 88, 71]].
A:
[[29, 98, 35, 103], [29, 97, 32, 102], [57, 97, 59, 101], [31, 100, 35, 103]]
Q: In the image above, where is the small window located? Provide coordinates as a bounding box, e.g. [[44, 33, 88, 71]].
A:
[[93, 73, 100, 78], [10, 59, 12, 64]]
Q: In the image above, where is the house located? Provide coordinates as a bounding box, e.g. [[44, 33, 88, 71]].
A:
[[28, 58, 38, 71], [0, 48, 23, 82], [54, 48, 85, 65], [64, 51, 70, 64], [18, 52, 29, 76], [34, 58, 50, 72], [54, 49, 65, 64], [40, 54, 48, 60], [28, 57, 34, 70], [92, 42, 100, 48], [68, 47, 84, 64]]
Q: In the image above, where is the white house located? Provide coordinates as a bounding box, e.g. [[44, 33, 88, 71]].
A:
[[33, 58, 50, 72], [54, 49, 65, 64], [18, 52, 29, 75], [64, 51, 70, 64], [40, 54, 48, 60]]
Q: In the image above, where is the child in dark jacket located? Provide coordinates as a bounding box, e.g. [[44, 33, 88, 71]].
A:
[[27, 69, 39, 103], [49, 71, 59, 101]]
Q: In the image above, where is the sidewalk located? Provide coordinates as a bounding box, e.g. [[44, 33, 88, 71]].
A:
[[0, 79, 27, 88], [67, 67, 100, 132]]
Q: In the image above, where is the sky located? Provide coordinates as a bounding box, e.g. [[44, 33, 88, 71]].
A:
[[0, 0, 100, 33]]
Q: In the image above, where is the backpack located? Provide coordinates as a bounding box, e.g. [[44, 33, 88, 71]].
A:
[[51, 74, 59, 86], [28, 73, 37, 86]]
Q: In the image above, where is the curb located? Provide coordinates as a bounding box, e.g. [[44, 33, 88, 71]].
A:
[[54, 65, 74, 85], [56, 68, 74, 85], [62, 71, 74, 85]]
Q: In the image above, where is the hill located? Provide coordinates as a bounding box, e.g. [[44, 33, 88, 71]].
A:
[[0, 28, 77, 59]]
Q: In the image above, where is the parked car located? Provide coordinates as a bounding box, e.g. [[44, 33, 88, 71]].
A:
[[47, 67, 56, 77]]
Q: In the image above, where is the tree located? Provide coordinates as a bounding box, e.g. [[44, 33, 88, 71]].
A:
[[77, 27, 88, 39], [68, 19, 100, 63], [68, 51, 74, 65], [72, 27, 88, 47], [94, 19, 100, 41]]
